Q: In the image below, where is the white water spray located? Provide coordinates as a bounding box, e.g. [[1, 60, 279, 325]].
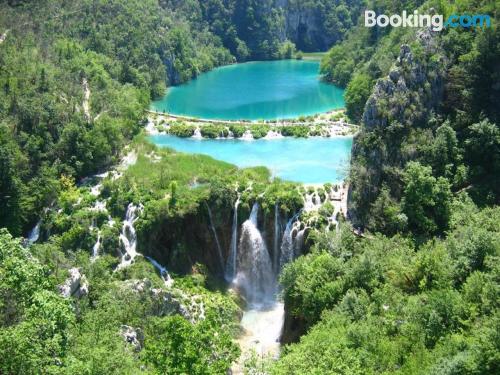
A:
[[92, 231, 101, 259], [206, 203, 225, 272], [192, 128, 202, 139], [117, 203, 143, 269], [225, 194, 240, 282], [235, 202, 275, 306], [146, 256, 174, 287], [27, 220, 41, 245]]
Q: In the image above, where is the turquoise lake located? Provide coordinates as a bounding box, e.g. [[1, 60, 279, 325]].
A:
[[151, 60, 345, 121], [149, 135, 353, 184]]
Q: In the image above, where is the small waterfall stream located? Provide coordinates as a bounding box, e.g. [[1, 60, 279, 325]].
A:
[[27, 220, 41, 245], [117, 203, 143, 269], [273, 203, 280, 275], [225, 194, 240, 282], [279, 216, 295, 270], [92, 231, 101, 259], [115, 202, 174, 285], [206, 203, 225, 272], [146, 256, 174, 287]]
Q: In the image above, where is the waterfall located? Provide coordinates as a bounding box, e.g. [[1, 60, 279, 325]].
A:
[[303, 192, 315, 211], [225, 195, 240, 282], [240, 130, 254, 140], [192, 128, 202, 139], [235, 202, 275, 306], [27, 220, 41, 245], [273, 203, 281, 274], [90, 183, 102, 196], [294, 227, 306, 258], [146, 256, 174, 287], [279, 217, 294, 270], [117, 203, 143, 269], [92, 231, 101, 259], [279, 213, 302, 271], [205, 203, 225, 272]]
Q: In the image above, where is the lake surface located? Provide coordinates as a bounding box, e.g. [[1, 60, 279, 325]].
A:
[[149, 135, 352, 184], [151, 60, 345, 121]]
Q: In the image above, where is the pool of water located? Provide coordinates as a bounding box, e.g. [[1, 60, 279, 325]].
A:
[[151, 60, 344, 121], [149, 135, 352, 184]]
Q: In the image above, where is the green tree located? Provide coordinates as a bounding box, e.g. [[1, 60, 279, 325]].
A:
[[143, 315, 239, 374], [0, 229, 73, 374], [402, 162, 452, 235], [344, 73, 373, 122]]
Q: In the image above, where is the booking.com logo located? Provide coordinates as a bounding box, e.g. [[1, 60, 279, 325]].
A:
[[365, 10, 491, 31]]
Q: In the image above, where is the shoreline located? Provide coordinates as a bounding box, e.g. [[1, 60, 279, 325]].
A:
[[146, 110, 359, 139], [146, 108, 349, 125]]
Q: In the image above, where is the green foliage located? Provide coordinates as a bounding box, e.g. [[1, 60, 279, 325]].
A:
[[169, 123, 196, 137], [250, 125, 269, 139], [143, 315, 239, 374], [464, 119, 500, 202], [344, 73, 373, 123], [0, 229, 74, 374], [402, 162, 452, 235], [279, 125, 309, 138], [275, 202, 500, 374], [368, 185, 407, 235], [228, 124, 247, 138], [279, 40, 296, 59], [200, 124, 228, 139], [281, 251, 346, 327]]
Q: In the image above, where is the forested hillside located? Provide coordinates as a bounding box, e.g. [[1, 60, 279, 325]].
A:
[[320, 0, 499, 234]]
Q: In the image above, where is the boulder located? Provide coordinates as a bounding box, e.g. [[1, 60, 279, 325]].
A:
[[59, 268, 89, 298], [120, 325, 144, 352]]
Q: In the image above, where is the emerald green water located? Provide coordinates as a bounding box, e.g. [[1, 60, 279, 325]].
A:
[[150, 135, 352, 183], [151, 60, 344, 120]]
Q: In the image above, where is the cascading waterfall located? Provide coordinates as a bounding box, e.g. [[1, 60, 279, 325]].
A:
[[27, 220, 41, 245], [205, 203, 225, 272], [117, 203, 143, 269], [192, 128, 202, 139], [92, 232, 101, 259], [115, 202, 175, 286], [225, 194, 240, 282], [294, 226, 307, 257], [231, 184, 349, 365], [146, 256, 174, 287], [279, 213, 301, 270], [235, 202, 275, 306], [273, 203, 281, 275], [279, 217, 295, 270]]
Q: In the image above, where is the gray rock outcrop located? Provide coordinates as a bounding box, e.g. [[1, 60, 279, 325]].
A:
[[59, 268, 89, 298]]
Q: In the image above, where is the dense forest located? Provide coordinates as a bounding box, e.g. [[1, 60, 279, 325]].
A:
[[1, 0, 499, 374]]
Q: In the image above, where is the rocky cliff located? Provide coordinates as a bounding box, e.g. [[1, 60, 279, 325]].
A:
[[348, 29, 446, 227]]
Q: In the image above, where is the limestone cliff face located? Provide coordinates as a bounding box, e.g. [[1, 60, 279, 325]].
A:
[[363, 31, 444, 129], [281, 1, 328, 51], [348, 29, 445, 227], [276, 0, 364, 52], [137, 198, 294, 279], [164, 56, 181, 86], [138, 201, 235, 276], [276, 0, 336, 51]]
